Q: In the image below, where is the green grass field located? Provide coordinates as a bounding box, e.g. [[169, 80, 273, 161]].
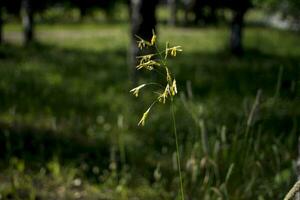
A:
[[0, 20, 299, 199]]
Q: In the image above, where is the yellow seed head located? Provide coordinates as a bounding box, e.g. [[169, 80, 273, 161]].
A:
[[166, 67, 172, 83], [136, 60, 160, 71], [151, 35, 156, 46], [158, 84, 170, 104], [171, 79, 177, 96], [130, 84, 146, 97], [138, 107, 151, 126], [137, 40, 146, 50], [132, 34, 182, 127], [168, 46, 183, 57], [151, 30, 157, 46], [171, 48, 176, 56]]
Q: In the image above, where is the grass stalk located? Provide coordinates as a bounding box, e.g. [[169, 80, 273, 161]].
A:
[[284, 181, 300, 200], [171, 101, 185, 200], [274, 65, 283, 99]]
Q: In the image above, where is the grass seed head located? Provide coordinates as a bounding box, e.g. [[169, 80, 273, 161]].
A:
[[130, 32, 182, 126]]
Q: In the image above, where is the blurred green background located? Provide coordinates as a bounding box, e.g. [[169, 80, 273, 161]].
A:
[[0, 0, 299, 199]]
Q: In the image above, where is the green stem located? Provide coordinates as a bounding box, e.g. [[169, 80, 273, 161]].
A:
[[171, 101, 185, 200], [154, 43, 168, 67]]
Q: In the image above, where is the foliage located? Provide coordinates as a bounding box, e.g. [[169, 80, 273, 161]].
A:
[[253, 0, 300, 20], [2, 0, 123, 20]]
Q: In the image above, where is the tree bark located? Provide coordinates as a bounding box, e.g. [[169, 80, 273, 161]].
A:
[[168, 0, 177, 26], [230, 9, 245, 56], [129, 0, 158, 83], [21, 0, 34, 45]]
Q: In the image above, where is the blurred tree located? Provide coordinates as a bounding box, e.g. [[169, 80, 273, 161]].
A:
[[4, 0, 21, 16], [182, 0, 193, 25], [182, 0, 251, 55], [229, 0, 254, 55], [168, 0, 177, 26], [230, 4, 249, 56], [21, 0, 35, 45], [254, 0, 300, 24], [2, 0, 125, 44], [129, 0, 159, 83], [1, 0, 23, 44], [193, 0, 217, 25], [72, 0, 117, 20]]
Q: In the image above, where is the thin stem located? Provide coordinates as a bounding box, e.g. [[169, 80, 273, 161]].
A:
[[171, 101, 185, 200], [154, 43, 168, 67], [149, 99, 158, 110]]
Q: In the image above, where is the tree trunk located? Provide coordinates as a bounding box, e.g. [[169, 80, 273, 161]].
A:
[[193, 0, 204, 25], [183, 0, 193, 26], [168, 0, 177, 26], [129, 0, 158, 83], [79, 7, 87, 21], [21, 0, 34, 45], [230, 10, 245, 56]]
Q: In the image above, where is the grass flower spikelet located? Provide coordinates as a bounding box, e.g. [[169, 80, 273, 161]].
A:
[[130, 84, 146, 97], [138, 107, 151, 126]]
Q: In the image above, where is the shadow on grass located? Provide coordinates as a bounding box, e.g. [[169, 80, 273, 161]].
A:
[[175, 48, 300, 97], [0, 121, 110, 170], [0, 42, 299, 174], [0, 43, 128, 174]]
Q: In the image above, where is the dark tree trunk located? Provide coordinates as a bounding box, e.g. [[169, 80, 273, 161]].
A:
[[230, 9, 245, 56], [183, 0, 193, 26], [79, 3, 88, 21], [193, 0, 204, 25], [129, 0, 158, 83], [80, 7, 87, 20], [21, 0, 34, 45], [0, 6, 3, 44], [207, 6, 217, 24], [168, 0, 177, 26]]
